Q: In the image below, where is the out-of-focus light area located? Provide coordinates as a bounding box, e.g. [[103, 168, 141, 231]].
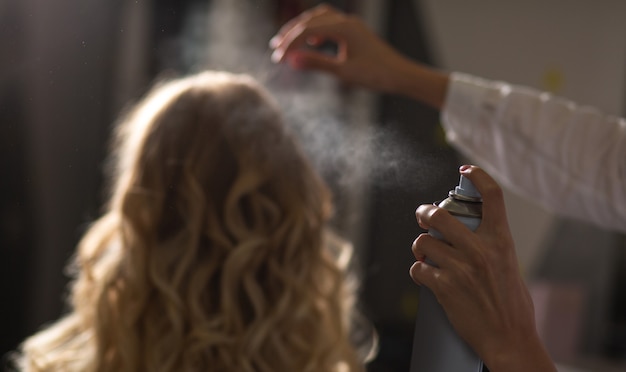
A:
[[1, 0, 625, 371]]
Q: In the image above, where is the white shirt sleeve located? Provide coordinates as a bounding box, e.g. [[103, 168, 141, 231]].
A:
[[441, 72, 626, 233]]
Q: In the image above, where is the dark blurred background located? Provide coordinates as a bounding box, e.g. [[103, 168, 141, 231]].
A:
[[1, 1, 625, 371]]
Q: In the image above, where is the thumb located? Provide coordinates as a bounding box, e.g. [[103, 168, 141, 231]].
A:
[[286, 50, 342, 74]]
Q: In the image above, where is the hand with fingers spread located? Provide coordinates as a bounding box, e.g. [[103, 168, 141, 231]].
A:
[[410, 165, 556, 372], [269, 4, 448, 108]]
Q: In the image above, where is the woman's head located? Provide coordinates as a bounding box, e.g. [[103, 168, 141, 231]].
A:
[[111, 71, 332, 247], [18, 72, 362, 371]]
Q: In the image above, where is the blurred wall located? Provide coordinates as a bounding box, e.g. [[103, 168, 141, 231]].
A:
[[1, 0, 163, 357], [0, 0, 123, 358]]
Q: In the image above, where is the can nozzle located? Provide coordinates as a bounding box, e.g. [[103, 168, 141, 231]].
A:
[[452, 175, 481, 200]]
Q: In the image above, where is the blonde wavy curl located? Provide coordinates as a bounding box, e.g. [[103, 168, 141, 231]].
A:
[[16, 71, 367, 371]]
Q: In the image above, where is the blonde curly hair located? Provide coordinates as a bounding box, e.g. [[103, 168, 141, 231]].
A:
[[16, 71, 364, 371]]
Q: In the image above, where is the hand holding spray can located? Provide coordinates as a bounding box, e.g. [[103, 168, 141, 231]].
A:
[[409, 175, 485, 372]]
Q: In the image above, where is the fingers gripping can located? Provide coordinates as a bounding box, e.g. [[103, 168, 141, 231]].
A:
[[409, 175, 486, 372]]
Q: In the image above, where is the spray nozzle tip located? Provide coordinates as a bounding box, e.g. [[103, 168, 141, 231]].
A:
[[454, 175, 481, 199]]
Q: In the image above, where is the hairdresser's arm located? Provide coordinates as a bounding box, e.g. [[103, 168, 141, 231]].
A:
[[442, 74, 626, 233], [271, 5, 626, 233], [410, 165, 556, 372], [269, 4, 449, 109]]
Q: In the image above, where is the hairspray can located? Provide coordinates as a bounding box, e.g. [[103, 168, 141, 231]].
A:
[[409, 175, 485, 372]]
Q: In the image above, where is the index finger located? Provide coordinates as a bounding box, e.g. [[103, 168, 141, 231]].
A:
[[416, 203, 478, 250], [269, 4, 337, 48]]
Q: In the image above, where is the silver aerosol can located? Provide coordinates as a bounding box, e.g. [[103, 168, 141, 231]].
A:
[[409, 175, 485, 372]]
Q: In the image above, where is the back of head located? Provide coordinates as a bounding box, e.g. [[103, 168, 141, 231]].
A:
[[17, 71, 362, 372]]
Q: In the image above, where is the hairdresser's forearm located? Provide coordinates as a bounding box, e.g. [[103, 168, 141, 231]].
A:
[[391, 62, 450, 111]]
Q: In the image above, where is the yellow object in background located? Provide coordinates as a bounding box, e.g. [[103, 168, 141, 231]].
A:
[[541, 66, 565, 94]]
